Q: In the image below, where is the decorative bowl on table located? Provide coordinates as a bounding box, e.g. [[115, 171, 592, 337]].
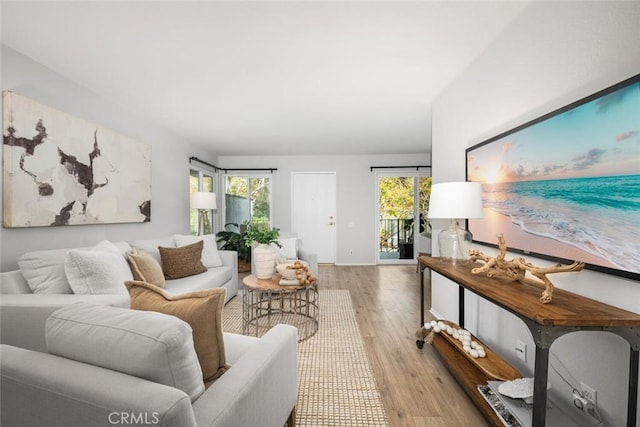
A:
[[276, 263, 298, 280]]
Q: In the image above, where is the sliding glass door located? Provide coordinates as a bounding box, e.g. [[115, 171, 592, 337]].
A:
[[377, 173, 431, 264]]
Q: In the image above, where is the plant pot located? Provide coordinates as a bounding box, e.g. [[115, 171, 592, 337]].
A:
[[238, 258, 252, 273], [399, 243, 414, 259], [253, 244, 276, 279]]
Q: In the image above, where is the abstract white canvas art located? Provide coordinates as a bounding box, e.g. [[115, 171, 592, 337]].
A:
[[2, 92, 151, 227]]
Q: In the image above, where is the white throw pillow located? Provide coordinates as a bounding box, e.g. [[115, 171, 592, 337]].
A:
[[46, 302, 205, 402], [64, 241, 132, 295], [174, 234, 223, 268], [18, 248, 74, 294], [275, 237, 298, 260], [129, 236, 176, 265]]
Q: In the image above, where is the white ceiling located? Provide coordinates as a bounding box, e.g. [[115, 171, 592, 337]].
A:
[[1, 1, 531, 156]]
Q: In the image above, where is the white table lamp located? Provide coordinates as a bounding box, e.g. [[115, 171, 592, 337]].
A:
[[427, 182, 483, 262], [190, 192, 216, 236]]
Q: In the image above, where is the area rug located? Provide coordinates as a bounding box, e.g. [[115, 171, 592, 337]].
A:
[[223, 289, 389, 427]]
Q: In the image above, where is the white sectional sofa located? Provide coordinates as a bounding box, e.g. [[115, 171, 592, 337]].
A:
[[0, 234, 238, 352], [1, 303, 298, 427]]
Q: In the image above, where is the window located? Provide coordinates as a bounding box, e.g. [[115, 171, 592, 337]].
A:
[[224, 175, 271, 230], [189, 168, 216, 235]]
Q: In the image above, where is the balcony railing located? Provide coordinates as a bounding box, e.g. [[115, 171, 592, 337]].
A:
[[380, 218, 414, 258]]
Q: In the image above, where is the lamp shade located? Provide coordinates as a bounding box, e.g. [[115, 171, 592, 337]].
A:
[[190, 192, 216, 210], [427, 182, 483, 219]]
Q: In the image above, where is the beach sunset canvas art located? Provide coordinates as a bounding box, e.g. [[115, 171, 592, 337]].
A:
[[466, 74, 640, 280]]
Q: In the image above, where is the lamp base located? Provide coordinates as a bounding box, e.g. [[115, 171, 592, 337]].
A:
[[437, 220, 472, 263]]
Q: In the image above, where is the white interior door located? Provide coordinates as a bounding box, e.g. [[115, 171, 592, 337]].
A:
[[291, 172, 336, 264]]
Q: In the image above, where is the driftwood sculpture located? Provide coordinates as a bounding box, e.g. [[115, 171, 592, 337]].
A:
[[469, 234, 584, 304]]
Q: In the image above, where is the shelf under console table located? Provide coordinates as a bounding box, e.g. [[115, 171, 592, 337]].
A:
[[418, 255, 640, 427]]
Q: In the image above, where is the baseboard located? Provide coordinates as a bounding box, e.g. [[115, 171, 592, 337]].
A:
[[333, 262, 376, 266]]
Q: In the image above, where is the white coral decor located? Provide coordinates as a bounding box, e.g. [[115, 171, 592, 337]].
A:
[[424, 321, 486, 359]]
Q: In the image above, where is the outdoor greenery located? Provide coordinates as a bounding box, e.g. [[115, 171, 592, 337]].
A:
[[379, 176, 432, 220], [226, 176, 271, 224], [379, 176, 432, 257]]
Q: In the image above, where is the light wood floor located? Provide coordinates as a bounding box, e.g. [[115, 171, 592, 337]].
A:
[[315, 264, 490, 427]]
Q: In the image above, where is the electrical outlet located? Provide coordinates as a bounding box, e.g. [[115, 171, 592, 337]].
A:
[[580, 381, 597, 404], [515, 340, 526, 362]]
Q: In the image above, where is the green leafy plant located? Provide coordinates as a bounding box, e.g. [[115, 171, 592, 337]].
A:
[[216, 222, 251, 261], [245, 223, 281, 247]]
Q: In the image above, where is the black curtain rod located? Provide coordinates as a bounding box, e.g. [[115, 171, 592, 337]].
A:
[[370, 165, 431, 171], [221, 168, 278, 174], [189, 157, 277, 173], [189, 156, 220, 171]]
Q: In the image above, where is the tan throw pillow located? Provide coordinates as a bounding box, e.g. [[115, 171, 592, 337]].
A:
[[125, 280, 229, 382], [127, 249, 166, 288], [159, 241, 208, 280]]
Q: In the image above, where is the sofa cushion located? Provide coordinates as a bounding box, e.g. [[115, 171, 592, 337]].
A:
[[129, 236, 176, 266], [164, 266, 233, 294], [126, 280, 228, 383], [18, 248, 73, 294], [174, 234, 223, 268], [46, 302, 205, 402], [64, 241, 132, 295], [159, 241, 208, 280], [275, 237, 298, 260], [127, 249, 166, 288]]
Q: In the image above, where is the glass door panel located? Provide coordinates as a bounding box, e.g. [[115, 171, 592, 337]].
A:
[[378, 175, 415, 262], [377, 173, 432, 263]]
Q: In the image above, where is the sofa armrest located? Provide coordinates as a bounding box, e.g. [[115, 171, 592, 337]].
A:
[[192, 324, 298, 427], [218, 250, 237, 269], [298, 249, 318, 275], [0, 294, 130, 352], [218, 250, 238, 301], [0, 344, 196, 427]]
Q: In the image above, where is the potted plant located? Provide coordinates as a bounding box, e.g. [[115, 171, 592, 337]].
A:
[[245, 224, 281, 279], [216, 222, 252, 272], [398, 218, 414, 259]]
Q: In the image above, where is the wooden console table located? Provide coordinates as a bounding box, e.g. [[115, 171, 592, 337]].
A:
[[418, 255, 640, 427]]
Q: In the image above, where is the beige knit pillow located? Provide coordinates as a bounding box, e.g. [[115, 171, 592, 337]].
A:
[[125, 280, 229, 383], [127, 249, 165, 288], [158, 241, 207, 280]]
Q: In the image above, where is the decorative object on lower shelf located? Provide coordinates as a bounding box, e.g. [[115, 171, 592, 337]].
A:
[[417, 319, 521, 382], [469, 234, 585, 303], [422, 320, 486, 358]]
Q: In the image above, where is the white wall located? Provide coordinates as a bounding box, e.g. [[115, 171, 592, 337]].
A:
[[431, 2, 640, 425], [219, 153, 429, 265], [0, 45, 218, 271]]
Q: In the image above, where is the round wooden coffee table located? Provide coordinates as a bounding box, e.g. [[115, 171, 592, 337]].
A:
[[242, 274, 319, 342]]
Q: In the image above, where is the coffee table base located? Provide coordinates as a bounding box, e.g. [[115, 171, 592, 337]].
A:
[[243, 282, 319, 342]]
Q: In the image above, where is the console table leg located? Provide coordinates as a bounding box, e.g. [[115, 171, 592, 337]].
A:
[[420, 267, 425, 326], [628, 349, 639, 427], [532, 346, 550, 427], [458, 286, 465, 328]]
